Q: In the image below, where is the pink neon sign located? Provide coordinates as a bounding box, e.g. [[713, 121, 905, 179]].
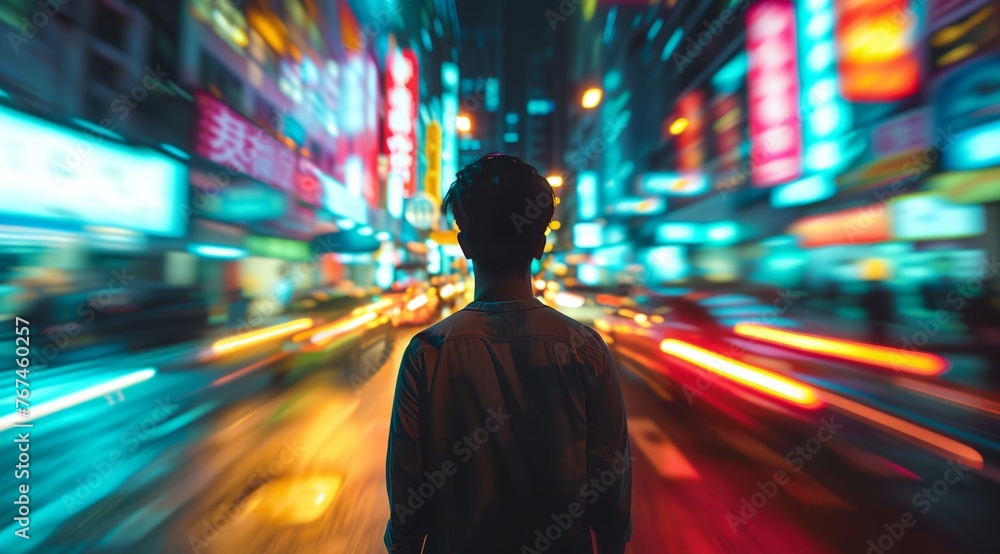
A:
[[747, 0, 802, 187], [385, 49, 419, 199], [194, 91, 296, 194]]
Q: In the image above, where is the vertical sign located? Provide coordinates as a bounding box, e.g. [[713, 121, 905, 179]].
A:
[[577, 172, 599, 221], [712, 93, 741, 176], [676, 90, 705, 172], [441, 62, 460, 197], [835, 0, 920, 101], [386, 48, 419, 213], [798, 0, 850, 172], [747, 0, 803, 187], [424, 121, 443, 201]]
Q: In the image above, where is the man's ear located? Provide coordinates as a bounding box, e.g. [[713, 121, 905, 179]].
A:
[[457, 231, 472, 260], [532, 234, 546, 260]]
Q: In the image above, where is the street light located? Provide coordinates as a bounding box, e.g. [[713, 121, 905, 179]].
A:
[[456, 114, 472, 133], [581, 87, 603, 109], [547, 175, 564, 188]]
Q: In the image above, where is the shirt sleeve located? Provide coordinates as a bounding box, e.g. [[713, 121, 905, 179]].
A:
[[384, 341, 428, 553], [585, 339, 633, 542]]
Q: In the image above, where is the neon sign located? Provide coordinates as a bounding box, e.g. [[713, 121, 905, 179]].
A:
[[835, 0, 920, 101], [194, 91, 296, 194], [386, 49, 419, 203], [747, 0, 803, 187]]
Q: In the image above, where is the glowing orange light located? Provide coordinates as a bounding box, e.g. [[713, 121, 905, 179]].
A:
[[405, 294, 428, 312], [456, 114, 472, 133], [212, 318, 314, 354], [302, 312, 378, 346], [659, 339, 823, 409], [595, 294, 623, 307], [669, 118, 689, 135], [823, 391, 983, 469], [733, 323, 948, 376], [581, 88, 603, 109]]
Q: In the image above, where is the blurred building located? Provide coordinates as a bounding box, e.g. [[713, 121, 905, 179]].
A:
[[0, 0, 461, 325], [557, 0, 1000, 314]]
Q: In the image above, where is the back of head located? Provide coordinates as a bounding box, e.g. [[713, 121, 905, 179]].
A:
[[443, 154, 554, 274]]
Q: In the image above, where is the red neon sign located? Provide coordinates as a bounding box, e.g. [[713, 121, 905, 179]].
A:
[[747, 0, 803, 187], [789, 204, 891, 247], [835, 0, 921, 101], [386, 49, 419, 199]]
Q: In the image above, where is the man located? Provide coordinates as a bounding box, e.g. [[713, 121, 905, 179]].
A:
[[385, 155, 631, 554]]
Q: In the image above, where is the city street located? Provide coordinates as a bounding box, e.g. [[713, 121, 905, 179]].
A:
[[3, 300, 998, 553]]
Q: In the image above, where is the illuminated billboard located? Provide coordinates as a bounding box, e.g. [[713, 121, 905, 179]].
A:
[[640, 172, 708, 196], [835, 0, 920, 101], [788, 204, 891, 247], [747, 0, 803, 187], [0, 105, 187, 237], [934, 52, 1000, 171], [890, 193, 986, 241], [577, 172, 599, 221]]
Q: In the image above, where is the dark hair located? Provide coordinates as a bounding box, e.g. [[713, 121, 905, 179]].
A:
[[442, 154, 554, 273]]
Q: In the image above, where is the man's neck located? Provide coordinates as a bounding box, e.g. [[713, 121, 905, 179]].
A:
[[472, 266, 536, 303]]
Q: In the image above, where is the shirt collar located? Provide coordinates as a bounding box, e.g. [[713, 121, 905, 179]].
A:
[[464, 298, 546, 312]]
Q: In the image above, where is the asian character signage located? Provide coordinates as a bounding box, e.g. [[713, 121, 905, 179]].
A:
[[386, 49, 419, 201], [195, 91, 296, 194]]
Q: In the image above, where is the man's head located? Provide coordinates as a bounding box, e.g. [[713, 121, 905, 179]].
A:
[[443, 154, 554, 275]]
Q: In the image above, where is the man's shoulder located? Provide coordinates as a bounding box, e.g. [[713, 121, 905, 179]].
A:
[[408, 304, 607, 354]]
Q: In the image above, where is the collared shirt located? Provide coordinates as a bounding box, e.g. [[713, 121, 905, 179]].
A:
[[385, 298, 631, 554]]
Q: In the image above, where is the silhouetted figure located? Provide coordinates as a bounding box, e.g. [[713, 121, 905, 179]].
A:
[[860, 281, 896, 346], [384, 155, 631, 554]]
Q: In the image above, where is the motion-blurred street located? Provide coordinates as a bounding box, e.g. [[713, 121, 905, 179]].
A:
[[3, 290, 999, 553], [3, 0, 1000, 551]]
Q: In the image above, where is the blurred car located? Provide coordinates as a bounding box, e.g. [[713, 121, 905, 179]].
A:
[[15, 284, 209, 360], [595, 292, 792, 350], [392, 284, 441, 327]]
